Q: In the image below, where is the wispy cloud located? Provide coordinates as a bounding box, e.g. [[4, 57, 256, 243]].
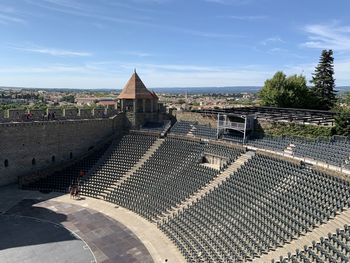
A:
[[0, 65, 93, 74], [268, 47, 288, 53], [220, 15, 267, 21], [186, 30, 242, 38], [0, 5, 27, 25], [0, 14, 26, 24], [25, 0, 151, 25], [26, 0, 240, 39], [2, 58, 350, 88], [260, 36, 285, 46], [121, 63, 225, 72], [118, 51, 153, 57], [302, 22, 350, 51], [105, 1, 170, 14], [11, 45, 92, 57]]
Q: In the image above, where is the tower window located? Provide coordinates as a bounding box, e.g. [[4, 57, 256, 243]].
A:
[[4, 159, 8, 167]]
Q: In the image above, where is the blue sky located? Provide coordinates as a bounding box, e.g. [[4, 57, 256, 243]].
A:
[[1, 0, 350, 89]]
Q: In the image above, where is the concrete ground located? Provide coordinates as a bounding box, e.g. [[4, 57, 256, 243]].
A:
[[0, 185, 184, 263]]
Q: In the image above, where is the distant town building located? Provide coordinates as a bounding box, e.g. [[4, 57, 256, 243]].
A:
[[96, 98, 117, 107], [76, 97, 97, 106]]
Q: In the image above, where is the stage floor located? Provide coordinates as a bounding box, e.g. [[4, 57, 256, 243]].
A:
[[0, 214, 94, 263], [0, 195, 153, 263]]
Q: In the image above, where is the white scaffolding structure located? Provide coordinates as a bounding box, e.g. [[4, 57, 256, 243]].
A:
[[216, 113, 255, 142]]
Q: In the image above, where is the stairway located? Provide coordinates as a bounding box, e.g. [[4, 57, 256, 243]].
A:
[[97, 138, 164, 199], [155, 151, 255, 222], [284, 143, 295, 156], [187, 124, 196, 137], [254, 209, 350, 262]]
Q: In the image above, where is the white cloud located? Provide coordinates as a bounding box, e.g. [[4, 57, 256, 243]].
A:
[[302, 22, 350, 51], [282, 58, 350, 86], [185, 30, 242, 38], [26, 0, 241, 39], [0, 14, 26, 24], [0, 65, 95, 74], [118, 51, 153, 57], [260, 36, 285, 46], [0, 5, 27, 25], [2, 56, 350, 89], [12, 45, 92, 57]]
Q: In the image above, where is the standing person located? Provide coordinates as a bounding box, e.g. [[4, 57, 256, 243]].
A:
[[69, 184, 74, 199], [76, 183, 80, 200]]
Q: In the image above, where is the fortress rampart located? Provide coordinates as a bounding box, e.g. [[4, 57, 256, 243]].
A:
[[0, 107, 118, 122], [0, 113, 126, 186]]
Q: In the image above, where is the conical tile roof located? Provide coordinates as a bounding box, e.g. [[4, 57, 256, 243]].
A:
[[117, 72, 155, 100]]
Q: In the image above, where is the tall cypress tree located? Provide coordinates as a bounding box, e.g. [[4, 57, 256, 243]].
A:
[[310, 49, 337, 110]]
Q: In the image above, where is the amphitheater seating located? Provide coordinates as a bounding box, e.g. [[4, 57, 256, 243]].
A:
[[170, 121, 194, 135], [141, 121, 169, 132], [106, 138, 211, 219], [106, 139, 242, 220], [192, 124, 217, 139], [274, 224, 350, 263], [171, 122, 350, 168], [170, 121, 217, 139], [292, 137, 350, 167], [247, 135, 289, 152], [204, 143, 243, 165], [159, 154, 350, 262], [19, 132, 350, 263], [22, 143, 110, 192], [246, 135, 350, 168], [80, 134, 157, 197], [222, 133, 244, 143]]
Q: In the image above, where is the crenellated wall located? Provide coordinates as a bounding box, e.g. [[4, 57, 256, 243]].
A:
[[0, 107, 118, 122], [0, 114, 126, 186]]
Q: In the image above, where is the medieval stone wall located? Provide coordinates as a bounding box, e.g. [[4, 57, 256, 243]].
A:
[[0, 114, 126, 186], [173, 111, 217, 127]]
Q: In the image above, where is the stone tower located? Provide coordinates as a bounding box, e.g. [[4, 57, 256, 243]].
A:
[[118, 71, 160, 127]]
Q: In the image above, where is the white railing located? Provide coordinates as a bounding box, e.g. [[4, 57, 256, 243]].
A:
[[218, 121, 245, 130]]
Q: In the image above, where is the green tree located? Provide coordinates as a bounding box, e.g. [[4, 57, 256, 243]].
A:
[[259, 71, 310, 108], [342, 91, 350, 106], [60, 95, 75, 103], [332, 108, 350, 136], [30, 102, 48, 110], [310, 49, 337, 110]]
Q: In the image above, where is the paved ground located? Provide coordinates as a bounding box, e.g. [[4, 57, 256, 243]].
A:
[[0, 214, 95, 263], [0, 185, 185, 263], [0, 185, 155, 263], [52, 194, 186, 263]]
